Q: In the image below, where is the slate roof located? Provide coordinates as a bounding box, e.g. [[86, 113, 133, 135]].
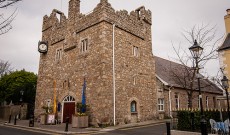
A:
[[155, 56, 223, 94], [218, 33, 230, 51]]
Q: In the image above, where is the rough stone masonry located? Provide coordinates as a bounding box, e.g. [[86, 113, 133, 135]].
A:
[[35, 0, 157, 125]]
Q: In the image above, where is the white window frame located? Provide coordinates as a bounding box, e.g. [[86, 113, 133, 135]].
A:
[[206, 96, 209, 108], [175, 93, 180, 109], [158, 98, 164, 111]]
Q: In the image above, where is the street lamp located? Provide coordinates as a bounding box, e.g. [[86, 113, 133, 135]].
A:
[[189, 39, 207, 135], [19, 90, 24, 120], [221, 76, 230, 129], [20, 90, 24, 102]]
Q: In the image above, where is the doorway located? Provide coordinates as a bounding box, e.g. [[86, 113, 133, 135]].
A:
[[62, 96, 75, 123]]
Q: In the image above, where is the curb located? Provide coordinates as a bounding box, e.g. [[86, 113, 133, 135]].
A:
[[1, 120, 167, 134], [115, 121, 166, 130], [2, 123, 104, 135]]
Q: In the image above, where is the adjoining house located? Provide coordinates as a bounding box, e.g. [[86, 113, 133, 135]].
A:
[[218, 9, 230, 92], [155, 56, 223, 119]]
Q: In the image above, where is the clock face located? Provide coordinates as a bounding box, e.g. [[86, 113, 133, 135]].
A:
[[38, 41, 48, 53], [39, 44, 47, 51]]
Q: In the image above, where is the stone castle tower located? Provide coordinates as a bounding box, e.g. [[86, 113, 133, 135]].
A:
[[35, 0, 157, 124]]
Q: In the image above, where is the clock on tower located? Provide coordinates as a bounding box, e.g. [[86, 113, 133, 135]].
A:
[[38, 41, 48, 53]]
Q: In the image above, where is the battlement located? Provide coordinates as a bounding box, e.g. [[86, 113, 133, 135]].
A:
[[41, 0, 152, 47], [42, 9, 67, 32], [69, 0, 152, 39]]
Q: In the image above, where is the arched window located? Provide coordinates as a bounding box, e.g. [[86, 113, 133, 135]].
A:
[[131, 101, 137, 112], [63, 95, 75, 102]]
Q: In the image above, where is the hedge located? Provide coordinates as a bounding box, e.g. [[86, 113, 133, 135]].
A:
[[176, 109, 228, 132]]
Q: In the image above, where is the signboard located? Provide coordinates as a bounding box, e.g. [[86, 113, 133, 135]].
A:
[[46, 114, 55, 124]]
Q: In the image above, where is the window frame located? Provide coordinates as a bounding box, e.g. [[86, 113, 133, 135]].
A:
[[55, 48, 63, 62], [81, 38, 88, 53], [133, 46, 139, 57], [158, 98, 164, 111], [206, 96, 209, 108], [175, 93, 180, 109], [131, 101, 137, 113]]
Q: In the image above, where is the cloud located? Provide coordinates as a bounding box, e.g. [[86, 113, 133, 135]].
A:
[[0, 0, 229, 77]]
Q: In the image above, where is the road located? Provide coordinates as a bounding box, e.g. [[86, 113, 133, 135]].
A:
[[0, 122, 166, 135], [94, 123, 166, 135], [0, 125, 50, 135]]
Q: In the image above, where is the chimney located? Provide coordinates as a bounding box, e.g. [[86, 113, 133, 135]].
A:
[[225, 9, 230, 33], [68, 0, 80, 21]]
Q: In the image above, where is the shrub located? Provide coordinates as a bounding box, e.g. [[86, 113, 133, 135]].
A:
[[176, 109, 226, 132]]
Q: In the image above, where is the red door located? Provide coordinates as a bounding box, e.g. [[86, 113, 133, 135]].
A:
[[63, 102, 75, 123]]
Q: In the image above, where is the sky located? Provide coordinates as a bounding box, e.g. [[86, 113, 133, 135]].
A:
[[0, 0, 230, 77]]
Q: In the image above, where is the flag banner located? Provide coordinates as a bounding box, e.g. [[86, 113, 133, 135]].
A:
[[81, 78, 86, 113]]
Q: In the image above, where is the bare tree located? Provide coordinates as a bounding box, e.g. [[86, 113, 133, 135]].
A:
[[0, 0, 21, 35], [0, 59, 12, 77], [171, 24, 223, 108]]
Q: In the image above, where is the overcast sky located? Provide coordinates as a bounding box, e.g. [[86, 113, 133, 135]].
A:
[[1, 0, 230, 77]]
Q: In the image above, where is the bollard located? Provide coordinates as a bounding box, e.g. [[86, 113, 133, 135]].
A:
[[65, 117, 69, 132], [166, 122, 171, 135], [8, 115, 11, 123], [200, 117, 207, 135], [191, 112, 195, 131], [14, 115, 17, 125], [29, 115, 34, 127]]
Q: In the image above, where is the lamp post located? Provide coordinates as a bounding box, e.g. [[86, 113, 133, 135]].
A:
[[221, 75, 230, 129], [19, 90, 24, 120], [189, 39, 207, 135]]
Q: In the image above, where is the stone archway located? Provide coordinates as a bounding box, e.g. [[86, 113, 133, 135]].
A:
[[62, 95, 75, 123]]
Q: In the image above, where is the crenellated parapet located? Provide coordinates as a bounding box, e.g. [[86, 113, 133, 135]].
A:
[[42, 9, 67, 45], [67, 0, 152, 40]]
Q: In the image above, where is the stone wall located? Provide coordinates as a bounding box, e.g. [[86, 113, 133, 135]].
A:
[[0, 104, 27, 120], [35, 0, 156, 125]]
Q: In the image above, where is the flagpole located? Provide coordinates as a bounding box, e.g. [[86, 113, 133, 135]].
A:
[[112, 24, 116, 126], [53, 80, 57, 114]]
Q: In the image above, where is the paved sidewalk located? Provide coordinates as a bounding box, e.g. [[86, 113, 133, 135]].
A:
[[0, 119, 167, 134]]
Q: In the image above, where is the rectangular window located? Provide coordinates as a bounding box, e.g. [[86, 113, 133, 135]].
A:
[[187, 95, 190, 108], [213, 97, 216, 108], [81, 39, 88, 52], [55, 48, 62, 62], [158, 98, 164, 111], [198, 95, 200, 109], [206, 96, 209, 108], [133, 46, 139, 57], [175, 93, 179, 109]]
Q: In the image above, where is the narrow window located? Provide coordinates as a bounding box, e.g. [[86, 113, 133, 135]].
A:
[[187, 95, 190, 108], [213, 97, 216, 108], [133, 77, 136, 85], [198, 95, 200, 109], [81, 39, 88, 53], [55, 48, 62, 62], [131, 101, 137, 112], [133, 46, 139, 57], [158, 98, 164, 111], [206, 96, 209, 108], [175, 93, 179, 109]]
